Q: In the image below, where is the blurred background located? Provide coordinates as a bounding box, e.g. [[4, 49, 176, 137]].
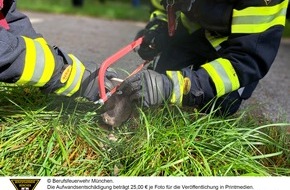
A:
[[17, 0, 151, 22], [16, 0, 290, 37]]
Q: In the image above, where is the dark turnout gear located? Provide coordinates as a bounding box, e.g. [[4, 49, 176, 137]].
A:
[[133, 0, 289, 115], [118, 69, 173, 107], [0, 0, 114, 102]]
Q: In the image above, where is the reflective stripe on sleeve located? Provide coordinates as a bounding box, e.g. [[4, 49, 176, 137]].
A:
[[166, 71, 184, 105], [205, 30, 228, 50], [16, 37, 55, 87], [201, 58, 240, 97], [151, 0, 164, 11], [180, 13, 201, 34], [150, 10, 167, 22], [55, 54, 85, 96], [232, 0, 289, 33]]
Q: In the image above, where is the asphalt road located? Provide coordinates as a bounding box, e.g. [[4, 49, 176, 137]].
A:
[[25, 11, 290, 123]]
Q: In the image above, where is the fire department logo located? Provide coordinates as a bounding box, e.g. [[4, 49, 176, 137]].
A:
[[10, 179, 40, 190], [264, 0, 271, 5]]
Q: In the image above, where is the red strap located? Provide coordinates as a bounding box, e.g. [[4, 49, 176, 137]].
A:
[[0, 11, 9, 30], [0, 0, 3, 9], [167, 4, 176, 37]]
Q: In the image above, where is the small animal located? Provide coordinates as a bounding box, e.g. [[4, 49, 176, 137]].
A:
[[101, 91, 135, 128]]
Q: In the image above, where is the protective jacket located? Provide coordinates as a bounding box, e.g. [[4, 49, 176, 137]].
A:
[[0, 0, 87, 97], [149, 0, 289, 109]]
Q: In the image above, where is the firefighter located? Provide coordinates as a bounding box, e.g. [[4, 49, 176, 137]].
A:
[[117, 0, 289, 116], [0, 0, 115, 103]]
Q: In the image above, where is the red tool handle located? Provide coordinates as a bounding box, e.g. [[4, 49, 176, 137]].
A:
[[97, 37, 146, 104]]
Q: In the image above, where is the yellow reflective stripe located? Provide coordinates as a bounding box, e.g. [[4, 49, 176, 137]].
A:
[[34, 38, 55, 86], [150, 10, 167, 22], [232, 0, 289, 33], [17, 37, 55, 87], [55, 54, 85, 96], [180, 13, 201, 34], [205, 30, 228, 49], [166, 71, 184, 105], [35, 37, 47, 45], [151, 0, 164, 10], [234, 1, 288, 16], [17, 37, 37, 85], [202, 64, 225, 97], [202, 58, 240, 97]]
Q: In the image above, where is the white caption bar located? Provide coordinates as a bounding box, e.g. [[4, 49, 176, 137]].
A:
[[1, 177, 290, 190]]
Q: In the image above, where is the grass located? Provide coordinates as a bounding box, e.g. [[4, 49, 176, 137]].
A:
[[0, 85, 289, 176]]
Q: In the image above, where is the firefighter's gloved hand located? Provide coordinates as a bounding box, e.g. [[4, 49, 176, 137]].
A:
[[77, 62, 117, 102], [135, 19, 169, 61], [117, 69, 173, 107], [41, 47, 117, 102]]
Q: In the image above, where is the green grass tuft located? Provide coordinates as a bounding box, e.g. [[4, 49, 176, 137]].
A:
[[1, 86, 289, 176]]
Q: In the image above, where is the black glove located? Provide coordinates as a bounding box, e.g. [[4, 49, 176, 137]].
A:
[[117, 69, 173, 107], [77, 62, 117, 102], [135, 19, 170, 61]]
